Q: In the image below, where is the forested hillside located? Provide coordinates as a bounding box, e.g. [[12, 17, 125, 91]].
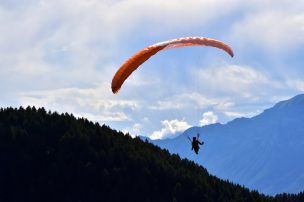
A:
[[0, 106, 303, 202]]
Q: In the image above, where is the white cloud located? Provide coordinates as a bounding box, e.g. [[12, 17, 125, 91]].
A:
[[150, 93, 217, 110], [149, 100, 186, 110], [1, 0, 304, 137], [19, 86, 139, 122], [215, 101, 235, 111], [150, 119, 192, 140], [132, 123, 142, 134], [195, 64, 270, 97], [199, 111, 218, 126], [223, 111, 259, 119], [179, 93, 218, 108], [0, 0, 242, 102], [122, 123, 142, 137], [224, 111, 244, 118], [231, 4, 304, 52], [286, 79, 304, 91], [103, 0, 241, 37], [76, 112, 130, 122]]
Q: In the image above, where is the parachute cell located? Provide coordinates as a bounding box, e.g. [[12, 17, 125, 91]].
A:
[[111, 37, 234, 94]]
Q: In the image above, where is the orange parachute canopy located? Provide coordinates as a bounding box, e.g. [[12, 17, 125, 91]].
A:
[[111, 37, 234, 94]]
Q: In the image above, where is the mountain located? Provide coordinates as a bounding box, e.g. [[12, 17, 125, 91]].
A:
[[151, 94, 304, 196], [0, 106, 284, 202]]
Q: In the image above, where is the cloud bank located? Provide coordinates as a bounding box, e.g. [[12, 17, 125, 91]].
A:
[[1, 0, 304, 139]]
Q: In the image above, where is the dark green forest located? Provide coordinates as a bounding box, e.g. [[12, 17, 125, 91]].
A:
[[0, 106, 303, 202]]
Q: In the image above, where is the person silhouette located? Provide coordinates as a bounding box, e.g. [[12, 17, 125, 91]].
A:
[[191, 136, 204, 154]]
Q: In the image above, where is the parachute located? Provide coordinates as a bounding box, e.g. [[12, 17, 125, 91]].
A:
[[111, 37, 234, 94]]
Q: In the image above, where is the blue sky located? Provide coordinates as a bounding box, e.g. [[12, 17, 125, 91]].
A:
[[1, 0, 304, 139]]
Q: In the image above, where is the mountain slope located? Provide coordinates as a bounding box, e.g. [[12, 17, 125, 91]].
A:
[[0, 106, 279, 202], [151, 94, 304, 195]]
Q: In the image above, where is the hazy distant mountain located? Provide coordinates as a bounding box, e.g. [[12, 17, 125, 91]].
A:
[[151, 94, 304, 195]]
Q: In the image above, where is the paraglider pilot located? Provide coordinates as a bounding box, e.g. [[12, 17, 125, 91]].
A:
[[191, 135, 204, 154]]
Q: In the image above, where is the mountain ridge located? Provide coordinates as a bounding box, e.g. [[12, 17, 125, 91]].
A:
[[151, 94, 304, 195]]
